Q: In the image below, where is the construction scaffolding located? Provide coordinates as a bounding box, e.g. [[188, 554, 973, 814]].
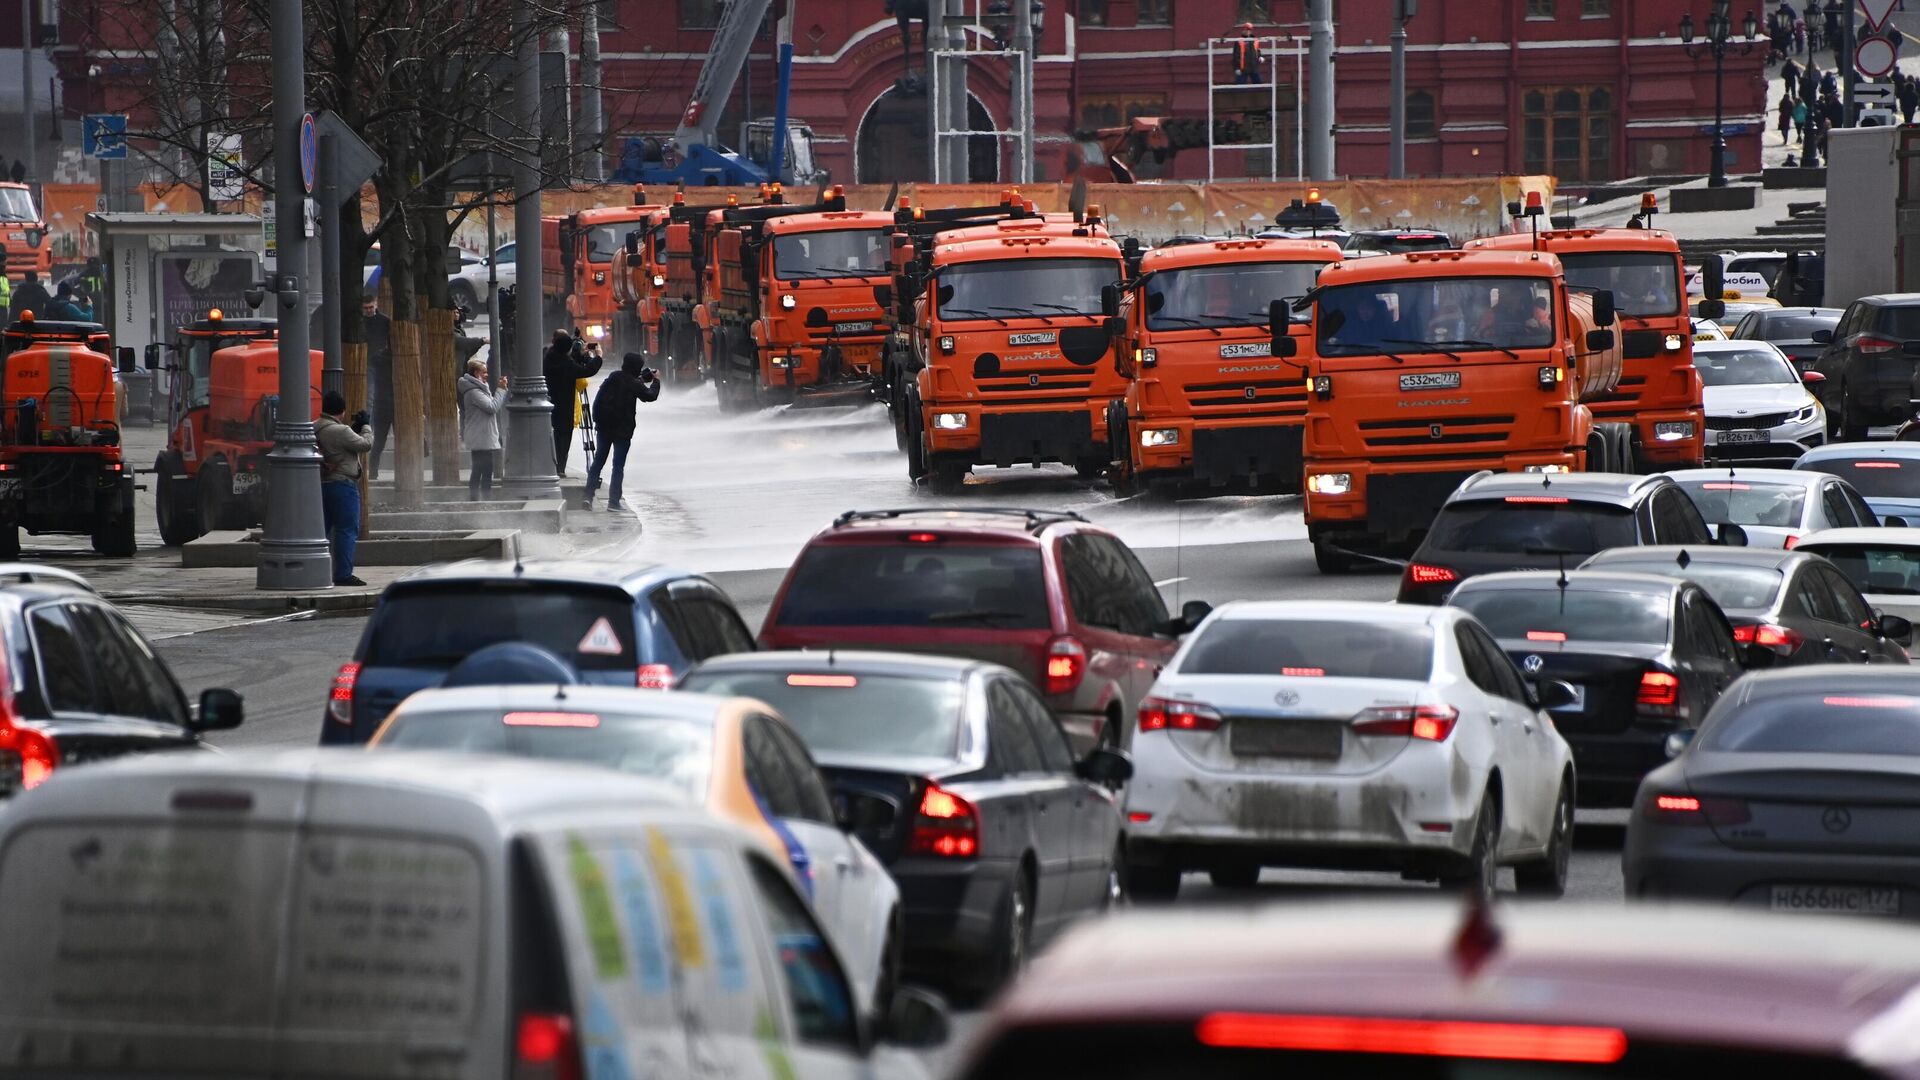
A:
[[1205, 33, 1306, 183], [928, 0, 1037, 184]]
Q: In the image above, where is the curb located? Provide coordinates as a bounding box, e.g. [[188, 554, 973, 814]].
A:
[[101, 590, 382, 614]]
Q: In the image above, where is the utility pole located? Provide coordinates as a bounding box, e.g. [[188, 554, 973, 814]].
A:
[[20, 0, 34, 183], [256, 0, 331, 590], [580, 2, 603, 182], [1011, 0, 1034, 184], [1305, 0, 1334, 180], [1841, 1, 1856, 125], [505, 0, 560, 500], [1389, 0, 1413, 180]]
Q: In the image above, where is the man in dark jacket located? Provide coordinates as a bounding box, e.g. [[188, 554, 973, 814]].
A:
[[11, 271, 49, 321], [543, 329, 603, 473], [584, 352, 660, 511]]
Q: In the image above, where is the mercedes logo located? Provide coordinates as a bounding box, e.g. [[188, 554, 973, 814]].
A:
[[1429, 423, 1444, 439], [1822, 805, 1852, 833], [1274, 689, 1299, 706], [1028, 373, 1040, 387], [1244, 386, 1257, 400], [1521, 654, 1545, 674]]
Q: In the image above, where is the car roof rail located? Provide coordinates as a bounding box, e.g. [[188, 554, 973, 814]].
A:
[[0, 564, 96, 593], [832, 507, 1090, 532]]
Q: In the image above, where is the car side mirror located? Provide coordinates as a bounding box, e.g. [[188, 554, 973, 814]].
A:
[[1585, 328, 1614, 352], [1739, 642, 1777, 670], [195, 688, 245, 731], [1811, 328, 1833, 345], [1714, 522, 1749, 547], [1664, 729, 1696, 758], [1173, 599, 1213, 635], [878, 985, 950, 1048], [1530, 678, 1579, 711], [833, 790, 897, 835], [1075, 745, 1134, 785], [1100, 282, 1120, 318], [1590, 288, 1617, 328], [1802, 370, 1826, 384], [1878, 612, 1913, 643], [873, 284, 892, 308]]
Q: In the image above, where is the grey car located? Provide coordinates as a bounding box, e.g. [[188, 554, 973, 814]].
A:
[[1625, 667, 1920, 920]]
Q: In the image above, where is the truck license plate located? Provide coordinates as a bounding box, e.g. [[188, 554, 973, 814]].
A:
[[836, 321, 875, 334], [232, 472, 263, 492], [1770, 884, 1899, 916], [1400, 371, 1462, 391], [1718, 429, 1768, 445]]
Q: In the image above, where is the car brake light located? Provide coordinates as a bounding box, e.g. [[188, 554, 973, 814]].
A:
[[1408, 563, 1457, 585], [1731, 622, 1803, 652], [1783, 534, 1798, 549], [503, 712, 601, 728], [1823, 695, 1917, 708], [1637, 670, 1680, 708], [905, 532, 940, 543], [514, 1012, 582, 1080], [1646, 792, 1750, 826], [1853, 461, 1902, 468], [636, 663, 675, 690], [1525, 630, 1567, 641], [0, 724, 56, 792], [1504, 495, 1569, 504], [1856, 334, 1901, 355], [1194, 1013, 1627, 1064], [787, 673, 858, 687], [910, 781, 979, 858], [327, 662, 360, 724], [1352, 703, 1459, 741], [1701, 482, 1749, 490], [1138, 695, 1223, 733], [1043, 636, 1086, 695], [1280, 666, 1325, 677]]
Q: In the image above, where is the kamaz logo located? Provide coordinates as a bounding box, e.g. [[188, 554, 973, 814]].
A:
[[1009, 331, 1057, 346], [1220, 342, 1271, 358]]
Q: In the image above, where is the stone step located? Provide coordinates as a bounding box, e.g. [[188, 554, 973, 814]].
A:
[[182, 528, 520, 569], [369, 499, 565, 534]]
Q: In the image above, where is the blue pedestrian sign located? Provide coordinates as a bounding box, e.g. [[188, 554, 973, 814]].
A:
[[83, 114, 128, 159]]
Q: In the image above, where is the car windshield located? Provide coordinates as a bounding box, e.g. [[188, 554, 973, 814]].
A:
[[1587, 559, 1784, 612], [1178, 619, 1434, 681], [1802, 457, 1920, 498], [1704, 690, 1920, 755], [1144, 261, 1323, 331], [1426, 501, 1637, 556], [1558, 251, 1681, 317], [1674, 480, 1809, 528], [587, 225, 620, 264], [1694, 347, 1797, 386], [376, 709, 713, 794], [0, 187, 36, 222], [774, 229, 889, 280], [364, 583, 639, 671], [775, 542, 1050, 628], [1803, 544, 1920, 597], [937, 257, 1120, 319], [678, 670, 965, 759], [1450, 587, 1670, 645], [1317, 276, 1556, 357], [1755, 313, 1838, 340]]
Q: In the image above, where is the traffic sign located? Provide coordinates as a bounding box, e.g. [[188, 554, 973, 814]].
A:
[[312, 111, 382, 193], [1857, 35, 1899, 79], [299, 112, 317, 194], [1856, 82, 1897, 101], [1860, 0, 1899, 33], [82, 114, 127, 159], [207, 133, 245, 201]]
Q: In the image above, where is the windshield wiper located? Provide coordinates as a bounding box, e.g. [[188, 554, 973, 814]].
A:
[[780, 268, 865, 280], [942, 307, 1010, 326], [1024, 301, 1095, 317], [1382, 338, 1463, 362], [1151, 315, 1225, 336], [925, 609, 1028, 624], [1429, 337, 1521, 360]]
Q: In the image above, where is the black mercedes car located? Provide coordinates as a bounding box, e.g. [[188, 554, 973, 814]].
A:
[[1447, 570, 1756, 807]]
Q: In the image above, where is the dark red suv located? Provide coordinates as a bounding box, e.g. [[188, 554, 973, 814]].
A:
[[760, 508, 1210, 754]]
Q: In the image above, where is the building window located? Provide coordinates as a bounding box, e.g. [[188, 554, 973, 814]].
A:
[[1582, 0, 1611, 13], [1138, 0, 1172, 26], [1406, 90, 1436, 139], [1078, 92, 1169, 130], [1079, 0, 1108, 26], [1236, 0, 1275, 24], [1525, 0, 1554, 17], [680, 0, 721, 28], [1523, 85, 1613, 183]]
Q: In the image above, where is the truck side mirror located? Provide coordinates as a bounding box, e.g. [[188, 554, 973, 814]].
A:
[[1590, 289, 1616, 328], [1268, 300, 1298, 357], [1100, 283, 1120, 318], [1702, 254, 1725, 304], [115, 346, 135, 373], [1586, 329, 1614, 351], [143, 343, 161, 371], [873, 284, 892, 308], [624, 231, 640, 257]]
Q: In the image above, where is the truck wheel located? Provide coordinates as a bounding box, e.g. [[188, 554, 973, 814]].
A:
[[1314, 537, 1355, 574], [155, 466, 202, 547], [1584, 433, 1607, 472], [929, 457, 968, 494], [1075, 457, 1106, 481], [1628, 430, 1649, 474]]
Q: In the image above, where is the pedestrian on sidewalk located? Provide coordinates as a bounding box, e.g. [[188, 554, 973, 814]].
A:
[[543, 328, 602, 474], [457, 357, 508, 501], [1779, 93, 1796, 144], [315, 391, 373, 587], [1793, 96, 1809, 138], [584, 352, 660, 512], [1782, 56, 1800, 93], [1902, 74, 1920, 123], [362, 292, 394, 480], [1794, 18, 1806, 55]]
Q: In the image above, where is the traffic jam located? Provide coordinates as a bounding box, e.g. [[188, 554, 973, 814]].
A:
[[13, 188, 1920, 1077]]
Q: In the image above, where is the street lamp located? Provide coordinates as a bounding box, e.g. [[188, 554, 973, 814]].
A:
[[1679, 0, 1758, 188]]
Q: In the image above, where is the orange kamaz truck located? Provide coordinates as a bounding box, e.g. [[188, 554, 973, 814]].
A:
[[0, 183, 51, 278], [611, 204, 674, 371], [1467, 219, 1702, 472], [542, 194, 663, 359], [654, 197, 719, 384], [0, 313, 133, 555], [1279, 248, 1629, 572], [1105, 237, 1341, 494]]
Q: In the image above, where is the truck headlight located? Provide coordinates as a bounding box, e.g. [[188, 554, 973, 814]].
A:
[[1524, 464, 1571, 474], [1538, 365, 1562, 390], [933, 412, 969, 430], [1139, 428, 1179, 447], [770, 355, 794, 368], [1654, 421, 1695, 441], [939, 335, 956, 354], [781, 294, 797, 310], [1136, 347, 1158, 367], [1664, 333, 1685, 351], [1787, 403, 1820, 426], [585, 324, 606, 340], [1305, 472, 1352, 495], [651, 274, 666, 287]]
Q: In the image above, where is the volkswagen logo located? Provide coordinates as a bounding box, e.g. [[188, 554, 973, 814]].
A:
[[1028, 373, 1041, 387], [1244, 386, 1257, 400], [1274, 689, 1299, 706], [1521, 654, 1545, 674], [1823, 805, 1853, 833], [1429, 423, 1444, 439]]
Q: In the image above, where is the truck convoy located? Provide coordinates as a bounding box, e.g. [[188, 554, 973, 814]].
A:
[[0, 314, 134, 556], [1276, 247, 1627, 572], [610, 203, 674, 370], [1104, 236, 1342, 494]]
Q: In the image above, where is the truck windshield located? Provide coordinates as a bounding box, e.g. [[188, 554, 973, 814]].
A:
[[586, 226, 620, 264], [1144, 262, 1323, 331], [1317, 276, 1556, 357], [0, 187, 35, 222], [1558, 251, 1681, 317], [774, 229, 889, 280], [938, 257, 1120, 320]]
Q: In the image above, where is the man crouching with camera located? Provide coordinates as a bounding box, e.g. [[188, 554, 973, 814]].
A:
[[584, 353, 662, 512]]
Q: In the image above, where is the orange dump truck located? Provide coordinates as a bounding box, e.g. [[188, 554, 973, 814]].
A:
[[0, 183, 50, 278], [653, 198, 719, 383], [1105, 237, 1341, 494], [1467, 224, 1703, 471], [542, 197, 663, 359], [610, 204, 673, 371], [1283, 248, 1629, 571], [0, 314, 133, 555]]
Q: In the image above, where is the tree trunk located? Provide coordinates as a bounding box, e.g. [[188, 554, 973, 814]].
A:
[[424, 304, 458, 484], [389, 319, 425, 504], [342, 341, 369, 419]]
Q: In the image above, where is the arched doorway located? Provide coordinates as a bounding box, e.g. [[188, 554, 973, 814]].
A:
[[855, 89, 999, 183]]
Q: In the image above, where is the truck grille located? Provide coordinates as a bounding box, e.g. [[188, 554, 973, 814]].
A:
[[1186, 378, 1308, 415], [1587, 375, 1648, 408], [1707, 412, 1789, 430], [1359, 414, 1516, 449], [975, 368, 1098, 403]]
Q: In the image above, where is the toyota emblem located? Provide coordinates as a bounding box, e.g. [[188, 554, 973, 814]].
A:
[[1521, 654, 1545, 674], [1244, 386, 1257, 400], [1822, 806, 1852, 833], [1430, 423, 1444, 439], [1274, 689, 1299, 706], [1028, 373, 1041, 387]]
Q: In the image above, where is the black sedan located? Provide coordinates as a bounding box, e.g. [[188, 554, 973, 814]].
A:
[[1447, 570, 1755, 808], [1626, 666, 1920, 919], [1580, 546, 1912, 666], [679, 649, 1131, 1001], [1730, 305, 1843, 373]]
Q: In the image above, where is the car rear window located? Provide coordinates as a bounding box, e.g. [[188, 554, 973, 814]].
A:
[[1674, 479, 1808, 528], [678, 670, 965, 759], [1757, 314, 1837, 340], [1450, 587, 1670, 645], [366, 583, 638, 670], [1801, 544, 1920, 597], [1426, 501, 1637, 557], [1801, 457, 1920, 499], [775, 542, 1050, 628], [1705, 689, 1920, 755], [376, 709, 713, 795], [1585, 558, 1784, 612], [1872, 305, 1920, 339], [1178, 618, 1433, 681]]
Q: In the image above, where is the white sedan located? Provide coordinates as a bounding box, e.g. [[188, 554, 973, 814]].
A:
[[1694, 338, 1825, 465], [1124, 601, 1576, 901], [1667, 467, 1879, 549]]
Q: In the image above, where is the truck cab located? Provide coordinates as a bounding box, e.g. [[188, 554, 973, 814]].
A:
[[0, 183, 50, 278], [1291, 249, 1626, 571], [1108, 237, 1341, 494], [748, 208, 892, 400], [0, 313, 132, 555], [656, 196, 716, 382], [612, 206, 674, 370], [542, 198, 664, 359]]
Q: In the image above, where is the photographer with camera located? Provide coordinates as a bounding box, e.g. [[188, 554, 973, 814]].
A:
[[458, 357, 509, 502], [583, 352, 661, 512], [543, 328, 604, 473], [314, 392, 375, 587]]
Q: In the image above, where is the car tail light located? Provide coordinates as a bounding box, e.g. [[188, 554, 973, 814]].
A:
[[327, 662, 360, 724], [1352, 703, 1459, 741], [1855, 334, 1901, 355], [1043, 636, 1086, 695], [0, 724, 56, 794], [1407, 563, 1457, 586], [1731, 622, 1803, 653], [1525, 630, 1566, 642], [635, 663, 675, 690], [1637, 670, 1680, 708], [1138, 695, 1223, 733], [1645, 792, 1750, 826], [1783, 534, 1798, 549], [909, 781, 979, 858], [1194, 1013, 1627, 1064], [514, 1012, 582, 1080]]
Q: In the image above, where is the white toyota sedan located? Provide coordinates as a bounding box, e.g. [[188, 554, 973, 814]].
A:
[[1124, 601, 1576, 901]]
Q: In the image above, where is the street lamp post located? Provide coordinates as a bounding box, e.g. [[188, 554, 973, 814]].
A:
[[1679, 1, 1758, 189]]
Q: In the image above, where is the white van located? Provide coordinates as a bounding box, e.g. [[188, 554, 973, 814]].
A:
[[0, 750, 946, 1079]]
